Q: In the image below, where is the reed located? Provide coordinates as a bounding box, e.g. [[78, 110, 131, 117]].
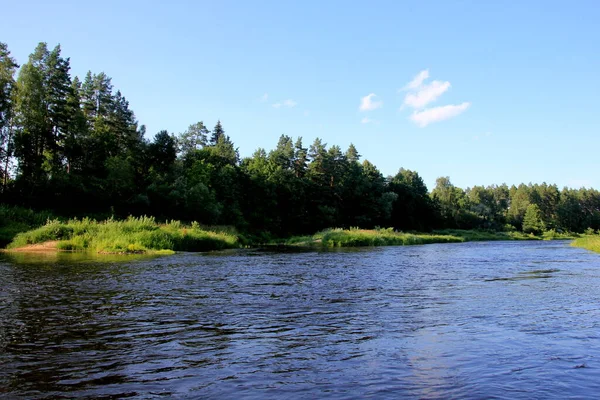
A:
[[571, 235, 600, 253]]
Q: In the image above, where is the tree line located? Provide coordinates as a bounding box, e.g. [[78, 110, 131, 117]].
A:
[[1, 41, 599, 237]]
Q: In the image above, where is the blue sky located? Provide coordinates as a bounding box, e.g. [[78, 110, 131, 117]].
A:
[[2, 0, 600, 190]]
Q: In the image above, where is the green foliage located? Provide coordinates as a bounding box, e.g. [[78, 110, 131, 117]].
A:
[[3, 40, 600, 242], [523, 204, 545, 235], [542, 229, 578, 240], [572, 234, 600, 253], [8, 216, 240, 253], [280, 228, 464, 247]]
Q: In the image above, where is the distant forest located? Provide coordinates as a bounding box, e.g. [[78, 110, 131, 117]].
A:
[[1, 41, 599, 236]]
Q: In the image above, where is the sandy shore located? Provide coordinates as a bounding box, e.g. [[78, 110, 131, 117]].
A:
[[3, 241, 59, 253]]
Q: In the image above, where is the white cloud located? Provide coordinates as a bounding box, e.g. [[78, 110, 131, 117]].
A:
[[403, 80, 451, 109], [361, 117, 372, 124], [359, 93, 383, 111], [272, 99, 297, 108], [403, 69, 429, 91], [259, 93, 269, 102], [410, 102, 471, 127], [401, 69, 471, 126], [283, 99, 297, 108]]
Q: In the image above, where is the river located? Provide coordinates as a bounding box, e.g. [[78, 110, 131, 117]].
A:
[[1, 241, 600, 399]]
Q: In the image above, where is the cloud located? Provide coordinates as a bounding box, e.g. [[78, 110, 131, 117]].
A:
[[403, 80, 451, 109], [401, 69, 471, 126], [403, 69, 429, 91], [259, 93, 269, 102], [359, 93, 383, 111], [410, 102, 471, 127], [272, 98, 297, 108]]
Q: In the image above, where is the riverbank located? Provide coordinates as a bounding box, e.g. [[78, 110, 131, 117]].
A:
[[270, 228, 578, 248], [5, 217, 240, 254], [4, 216, 584, 255], [571, 236, 600, 253]]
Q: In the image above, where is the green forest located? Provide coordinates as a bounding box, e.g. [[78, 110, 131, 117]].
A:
[[1, 41, 599, 242]]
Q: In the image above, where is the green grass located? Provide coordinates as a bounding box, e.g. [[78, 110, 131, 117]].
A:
[[571, 235, 600, 253], [8, 216, 241, 254], [277, 227, 464, 247], [435, 229, 578, 241], [277, 227, 580, 248], [433, 229, 536, 241]]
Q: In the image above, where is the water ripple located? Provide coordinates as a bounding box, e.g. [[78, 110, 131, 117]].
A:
[[2, 241, 600, 398]]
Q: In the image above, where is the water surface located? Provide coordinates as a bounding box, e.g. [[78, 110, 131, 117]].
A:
[[1, 241, 600, 399]]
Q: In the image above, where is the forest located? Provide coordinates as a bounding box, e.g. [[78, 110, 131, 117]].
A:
[[1, 41, 600, 240]]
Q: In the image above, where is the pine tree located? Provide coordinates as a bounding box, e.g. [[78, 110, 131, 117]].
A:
[[293, 137, 308, 178], [210, 120, 224, 145], [13, 60, 47, 186], [45, 45, 73, 173], [178, 121, 209, 156], [63, 76, 87, 173], [345, 143, 360, 163], [0, 42, 19, 188]]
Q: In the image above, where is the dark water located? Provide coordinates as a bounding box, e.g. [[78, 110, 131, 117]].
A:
[[2, 241, 600, 399]]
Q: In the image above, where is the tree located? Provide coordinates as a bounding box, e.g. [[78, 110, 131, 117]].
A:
[[178, 121, 208, 156], [293, 137, 308, 178], [62, 76, 87, 174], [508, 184, 531, 229], [345, 143, 360, 164], [210, 120, 224, 145], [148, 130, 177, 175], [270, 134, 294, 170], [13, 60, 47, 188], [522, 203, 545, 235], [0, 42, 19, 188], [389, 168, 435, 230]]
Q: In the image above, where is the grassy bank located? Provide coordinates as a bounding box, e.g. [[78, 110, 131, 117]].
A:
[[276, 227, 579, 248], [571, 236, 600, 253], [277, 228, 463, 247], [7, 216, 241, 254], [433, 229, 578, 241], [6, 216, 584, 255], [0, 205, 55, 247]]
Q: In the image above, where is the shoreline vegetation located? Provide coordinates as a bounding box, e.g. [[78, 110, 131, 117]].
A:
[[4, 216, 240, 255], [571, 236, 600, 254], [270, 227, 578, 248], [2, 215, 585, 255], [3, 41, 600, 257]]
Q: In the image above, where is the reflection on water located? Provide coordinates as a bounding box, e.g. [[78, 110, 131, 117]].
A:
[[2, 241, 600, 398], [2, 251, 160, 264]]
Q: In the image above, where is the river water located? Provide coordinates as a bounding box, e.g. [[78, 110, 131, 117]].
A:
[[1, 241, 600, 399]]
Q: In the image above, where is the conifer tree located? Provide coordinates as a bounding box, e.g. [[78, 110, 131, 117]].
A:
[[210, 120, 225, 145], [0, 42, 18, 188]]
